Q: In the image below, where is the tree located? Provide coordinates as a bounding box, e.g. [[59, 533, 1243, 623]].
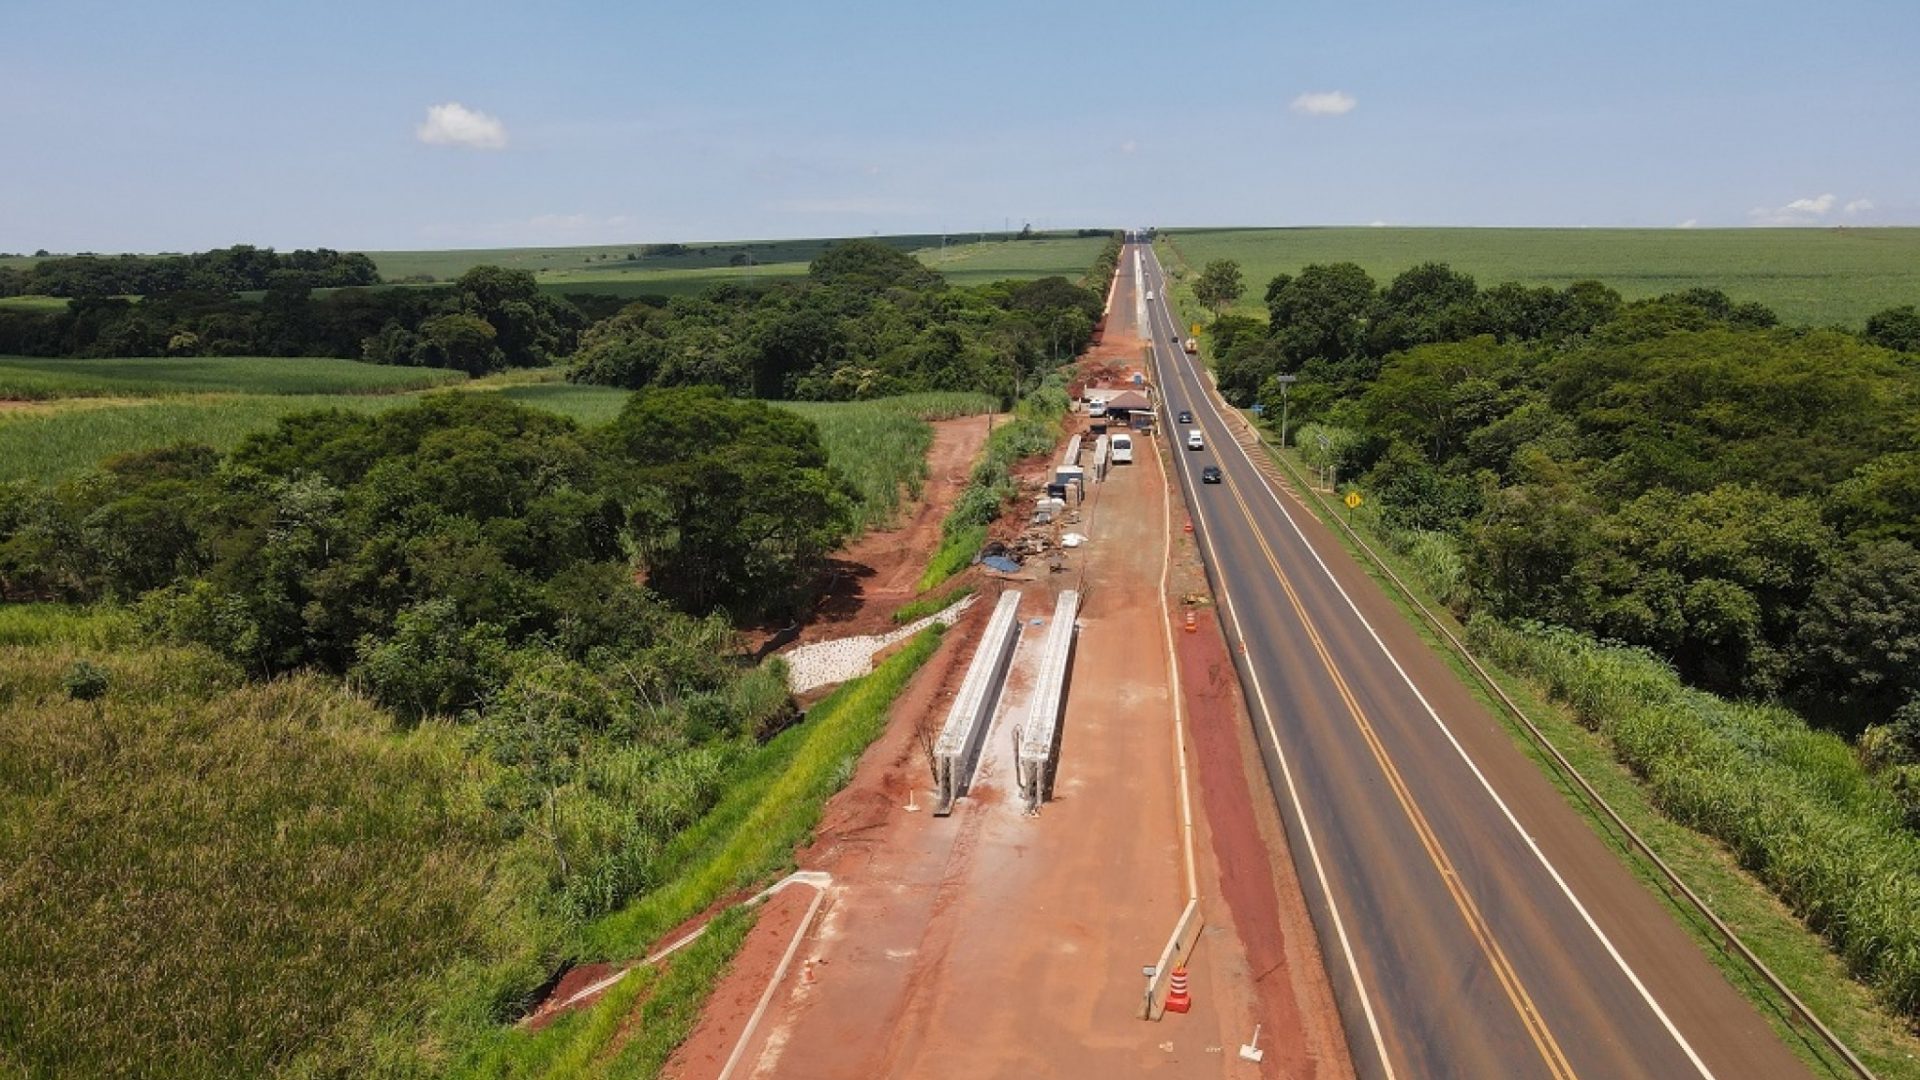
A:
[[1864, 305, 1920, 353], [1266, 263, 1377, 370], [413, 313, 502, 374], [1193, 259, 1245, 315], [1795, 541, 1920, 725], [808, 239, 941, 293], [602, 387, 855, 616]]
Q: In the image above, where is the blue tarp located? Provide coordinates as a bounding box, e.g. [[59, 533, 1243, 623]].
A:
[[981, 555, 1021, 574]]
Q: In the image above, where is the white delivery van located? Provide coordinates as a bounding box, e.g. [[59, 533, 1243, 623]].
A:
[[1146, 290, 1156, 301], [1111, 433, 1134, 464], [1087, 397, 1107, 417], [1186, 429, 1204, 450]]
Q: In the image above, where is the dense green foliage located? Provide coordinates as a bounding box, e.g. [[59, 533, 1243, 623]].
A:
[[0, 265, 583, 374], [0, 244, 377, 297], [0, 637, 549, 1079], [1204, 255, 1920, 739], [0, 355, 466, 399], [1471, 620, 1920, 1017], [567, 240, 1103, 401], [1162, 226, 1920, 329]]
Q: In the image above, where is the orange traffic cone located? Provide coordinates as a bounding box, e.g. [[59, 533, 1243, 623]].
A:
[[1183, 521, 1193, 534], [1184, 612, 1197, 634], [801, 959, 817, 986], [1164, 967, 1191, 1014]]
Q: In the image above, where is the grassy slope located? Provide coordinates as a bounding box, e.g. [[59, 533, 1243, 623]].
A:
[[0, 630, 553, 1080], [1162, 226, 1920, 328], [455, 626, 945, 1078], [0, 355, 466, 399]]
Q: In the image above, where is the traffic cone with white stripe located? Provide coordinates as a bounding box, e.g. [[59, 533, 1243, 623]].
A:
[[1164, 966, 1191, 1014]]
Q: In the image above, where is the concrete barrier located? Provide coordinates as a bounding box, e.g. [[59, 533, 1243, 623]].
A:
[[1016, 590, 1080, 811], [1142, 898, 1205, 1020], [933, 591, 1023, 815]]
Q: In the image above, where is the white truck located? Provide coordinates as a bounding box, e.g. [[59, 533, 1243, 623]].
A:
[[1110, 433, 1134, 464]]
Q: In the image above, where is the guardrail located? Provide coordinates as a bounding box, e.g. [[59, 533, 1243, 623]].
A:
[[1016, 590, 1080, 812], [933, 590, 1023, 815], [1223, 403, 1878, 1080]]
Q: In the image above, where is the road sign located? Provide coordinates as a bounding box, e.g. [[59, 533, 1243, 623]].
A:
[[1344, 491, 1363, 509], [1190, 323, 1201, 336]]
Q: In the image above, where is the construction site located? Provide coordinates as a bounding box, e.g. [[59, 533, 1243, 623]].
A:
[[655, 259, 1351, 1080]]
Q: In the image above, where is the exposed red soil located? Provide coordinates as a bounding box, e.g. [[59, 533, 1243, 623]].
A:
[[665, 269, 1349, 1078], [746, 416, 995, 651], [662, 882, 819, 1078], [1177, 589, 1356, 1078]]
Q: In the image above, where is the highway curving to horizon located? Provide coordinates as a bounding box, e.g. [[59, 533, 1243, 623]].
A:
[[1130, 238, 1817, 1080]]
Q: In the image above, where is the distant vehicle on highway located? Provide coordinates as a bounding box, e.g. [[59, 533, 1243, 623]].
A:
[[1184, 337, 1199, 354], [1201, 465, 1223, 484], [1146, 290, 1155, 301], [1186, 429, 1204, 451], [1177, 410, 1192, 424]]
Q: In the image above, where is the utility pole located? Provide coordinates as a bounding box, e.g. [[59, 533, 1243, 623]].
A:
[[1273, 375, 1297, 449]]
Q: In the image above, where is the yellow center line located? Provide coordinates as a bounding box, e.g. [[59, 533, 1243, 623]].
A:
[[1200, 388, 1580, 1080]]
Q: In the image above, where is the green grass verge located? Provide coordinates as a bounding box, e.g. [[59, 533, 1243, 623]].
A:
[[1253, 434, 1920, 1079], [0, 355, 467, 400], [893, 583, 975, 624], [1158, 226, 1920, 329], [453, 625, 945, 1077], [916, 524, 988, 593], [0, 603, 138, 648]]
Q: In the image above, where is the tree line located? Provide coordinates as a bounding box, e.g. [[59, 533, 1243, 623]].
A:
[[0, 244, 379, 297], [1206, 258, 1920, 764], [566, 239, 1108, 401], [0, 238, 1114, 398]]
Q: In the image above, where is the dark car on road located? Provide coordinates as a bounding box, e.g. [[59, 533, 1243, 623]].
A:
[[1177, 410, 1193, 424], [1201, 465, 1222, 484]]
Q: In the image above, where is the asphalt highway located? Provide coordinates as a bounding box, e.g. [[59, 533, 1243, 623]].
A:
[[1132, 240, 1814, 1080]]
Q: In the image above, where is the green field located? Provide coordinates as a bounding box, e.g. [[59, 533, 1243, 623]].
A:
[[0, 295, 70, 313], [1161, 227, 1920, 328], [0, 356, 467, 400], [1, 367, 995, 533], [6, 232, 1115, 309]]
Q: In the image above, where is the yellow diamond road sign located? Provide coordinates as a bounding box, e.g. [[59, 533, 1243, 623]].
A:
[[1344, 491, 1363, 509]]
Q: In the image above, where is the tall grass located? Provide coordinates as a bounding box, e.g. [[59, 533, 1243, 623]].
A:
[[1469, 617, 1920, 1018], [0, 393, 422, 484], [0, 355, 466, 399], [0, 642, 555, 1079], [454, 625, 945, 1077]]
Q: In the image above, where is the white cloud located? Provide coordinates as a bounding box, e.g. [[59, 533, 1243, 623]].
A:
[[1290, 91, 1357, 117], [1367, 220, 1389, 228], [1676, 219, 1699, 229], [1750, 192, 1842, 225], [1119, 139, 1139, 154], [416, 102, 508, 150], [1844, 198, 1874, 215]]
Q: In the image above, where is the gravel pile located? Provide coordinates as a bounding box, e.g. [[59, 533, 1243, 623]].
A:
[[781, 595, 977, 693]]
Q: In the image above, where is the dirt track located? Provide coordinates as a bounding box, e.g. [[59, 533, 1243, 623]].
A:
[[665, 269, 1350, 1078]]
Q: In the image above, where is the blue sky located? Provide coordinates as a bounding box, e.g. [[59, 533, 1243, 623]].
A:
[[3, 0, 1914, 252]]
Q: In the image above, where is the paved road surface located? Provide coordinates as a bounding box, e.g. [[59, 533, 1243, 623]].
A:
[[1136, 239, 1814, 1080]]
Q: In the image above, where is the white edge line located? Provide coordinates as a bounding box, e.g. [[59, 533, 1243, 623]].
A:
[[1141, 250, 1396, 1080], [1151, 254, 1717, 1080]]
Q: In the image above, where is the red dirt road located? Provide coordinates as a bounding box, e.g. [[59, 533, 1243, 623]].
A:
[[668, 266, 1350, 1079]]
